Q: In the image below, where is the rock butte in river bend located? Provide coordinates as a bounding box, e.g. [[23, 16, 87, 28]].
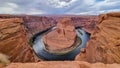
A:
[[43, 18, 77, 50]]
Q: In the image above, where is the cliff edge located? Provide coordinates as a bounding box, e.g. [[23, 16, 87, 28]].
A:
[[0, 18, 37, 62], [75, 12, 120, 63]]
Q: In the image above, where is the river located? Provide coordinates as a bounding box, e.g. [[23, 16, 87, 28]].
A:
[[32, 27, 90, 60]]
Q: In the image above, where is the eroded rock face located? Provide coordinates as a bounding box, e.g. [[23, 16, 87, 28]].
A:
[[0, 14, 98, 62], [52, 15, 98, 33], [75, 12, 120, 63], [43, 18, 77, 50], [0, 14, 98, 37], [6, 61, 120, 68], [23, 16, 57, 39], [0, 18, 37, 62], [0, 15, 57, 39]]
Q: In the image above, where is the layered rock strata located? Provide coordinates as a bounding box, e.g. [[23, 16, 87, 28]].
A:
[[0, 18, 37, 62], [43, 18, 77, 50], [75, 12, 120, 63]]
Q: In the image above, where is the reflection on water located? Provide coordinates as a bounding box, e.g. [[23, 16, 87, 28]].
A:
[[32, 27, 90, 60]]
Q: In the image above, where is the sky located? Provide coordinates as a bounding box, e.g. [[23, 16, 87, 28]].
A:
[[0, 0, 120, 15]]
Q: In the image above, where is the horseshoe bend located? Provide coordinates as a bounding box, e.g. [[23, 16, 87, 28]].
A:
[[0, 12, 120, 68]]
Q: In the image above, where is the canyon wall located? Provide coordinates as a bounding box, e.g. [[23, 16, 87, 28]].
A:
[[52, 15, 98, 33], [0, 15, 98, 37], [0, 15, 57, 39], [0, 18, 37, 62], [22, 16, 57, 39], [75, 12, 120, 63]]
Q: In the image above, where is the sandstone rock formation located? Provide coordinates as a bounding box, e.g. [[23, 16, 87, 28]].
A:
[[23, 16, 57, 39], [6, 61, 120, 68], [0, 15, 57, 39], [0, 14, 98, 62], [0, 18, 38, 62], [0, 14, 98, 37], [43, 18, 77, 50], [75, 12, 120, 63], [52, 15, 98, 33]]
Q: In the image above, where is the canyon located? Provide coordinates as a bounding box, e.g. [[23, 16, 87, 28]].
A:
[[0, 12, 120, 68]]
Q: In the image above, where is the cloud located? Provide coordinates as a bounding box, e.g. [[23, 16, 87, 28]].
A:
[[27, 9, 46, 15], [0, 0, 120, 15], [66, 0, 120, 15], [0, 2, 19, 14], [47, 0, 77, 8]]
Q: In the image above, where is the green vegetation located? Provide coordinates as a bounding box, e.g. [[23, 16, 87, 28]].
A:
[[78, 30, 83, 35], [78, 36, 82, 44], [29, 32, 40, 47], [29, 37, 34, 47], [29, 33, 38, 47]]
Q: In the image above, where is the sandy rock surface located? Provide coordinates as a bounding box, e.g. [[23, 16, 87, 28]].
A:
[[5, 61, 120, 68], [43, 18, 77, 50]]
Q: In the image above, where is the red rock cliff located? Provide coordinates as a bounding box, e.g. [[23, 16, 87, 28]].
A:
[[75, 12, 120, 63], [0, 18, 37, 62], [0, 15, 98, 37], [0, 15, 57, 39]]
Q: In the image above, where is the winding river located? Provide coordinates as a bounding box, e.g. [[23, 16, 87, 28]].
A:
[[32, 27, 90, 60]]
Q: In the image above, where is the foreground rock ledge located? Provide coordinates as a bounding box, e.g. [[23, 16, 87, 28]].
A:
[[6, 61, 120, 68], [43, 18, 77, 50]]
